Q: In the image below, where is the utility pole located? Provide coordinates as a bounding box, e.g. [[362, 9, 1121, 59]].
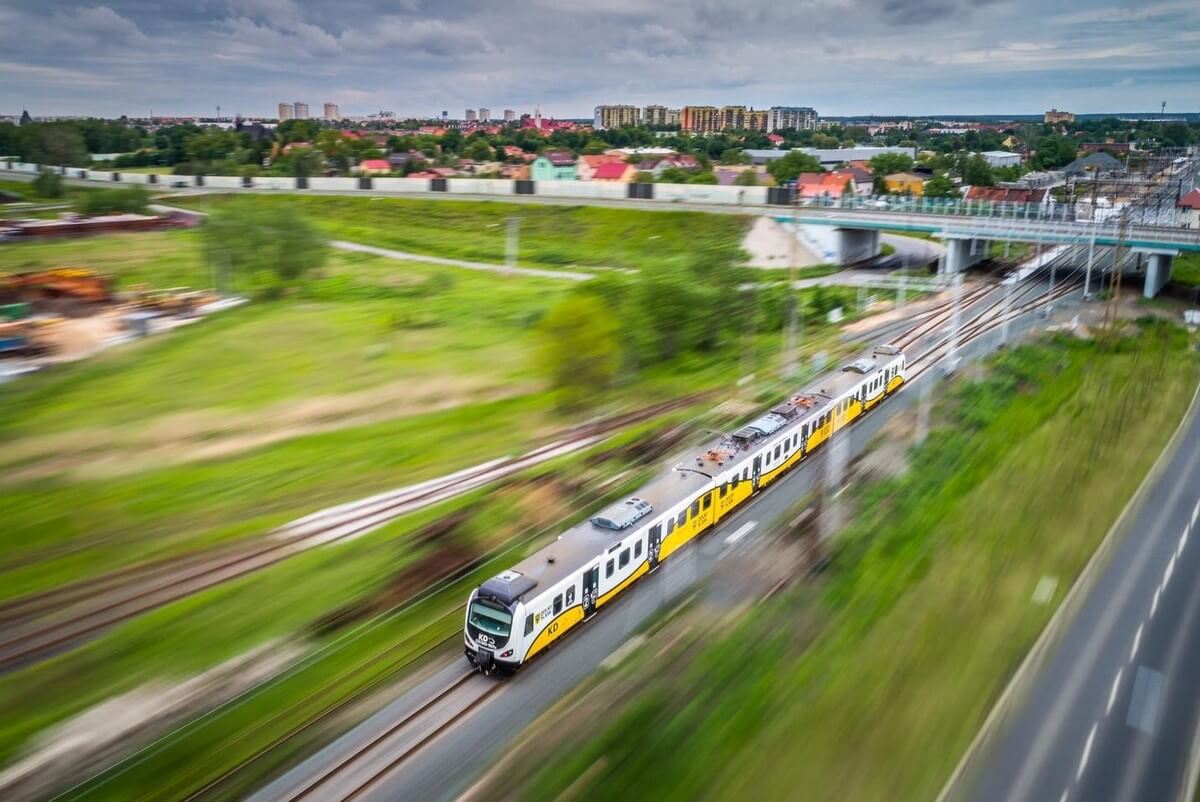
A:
[[1084, 234, 1096, 298], [782, 218, 800, 379], [947, 272, 963, 366], [1104, 210, 1128, 329]]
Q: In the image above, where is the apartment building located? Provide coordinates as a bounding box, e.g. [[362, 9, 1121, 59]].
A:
[[278, 102, 293, 121], [323, 103, 340, 120], [767, 106, 818, 132], [593, 105, 641, 129], [293, 102, 309, 119]]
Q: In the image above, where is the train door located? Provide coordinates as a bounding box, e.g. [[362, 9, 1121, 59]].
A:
[[648, 524, 662, 569], [582, 566, 600, 616], [752, 455, 762, 491]]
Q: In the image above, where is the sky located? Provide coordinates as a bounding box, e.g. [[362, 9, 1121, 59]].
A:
[[1, 0, 1198, 119]]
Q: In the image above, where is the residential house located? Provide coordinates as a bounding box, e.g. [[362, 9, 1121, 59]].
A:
[[630, 154, 699, 179], [980, 151, 1022, 169], [884, 172, 926, 196], [500, 164, 531, 180], [766, 134, 784, 147], [502, 145, 528, 160], [355, 158, 393, 175], [531, 151, 578, 181], [1178, 188, 1200, 229], [577, 153, 628, 181], [590, 161, 636, 182], [964, 186, 1050, 211], [829, 166, 872, 194]]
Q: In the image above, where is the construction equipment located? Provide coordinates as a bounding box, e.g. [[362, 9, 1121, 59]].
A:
[[0, 268, 113, 313]]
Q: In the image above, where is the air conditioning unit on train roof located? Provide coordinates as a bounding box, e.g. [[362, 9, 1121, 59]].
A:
[[842, 359, 874, 374], [591, 496, 653, 531]]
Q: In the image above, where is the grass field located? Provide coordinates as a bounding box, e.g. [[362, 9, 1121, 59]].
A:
[[1171, 251, 1200, 288], [173, 194, 752, 274], [474, 322, 1200, 802]]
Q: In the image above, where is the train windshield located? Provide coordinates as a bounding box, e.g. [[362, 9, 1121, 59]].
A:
[[468, 599, 512, 638]]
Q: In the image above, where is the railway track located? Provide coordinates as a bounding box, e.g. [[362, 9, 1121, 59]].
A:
[[0, 394, 711, 673], [279, 671, 499, 802]]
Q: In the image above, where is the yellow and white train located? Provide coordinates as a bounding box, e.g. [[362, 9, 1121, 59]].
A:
[[464, 343, 907, 673]]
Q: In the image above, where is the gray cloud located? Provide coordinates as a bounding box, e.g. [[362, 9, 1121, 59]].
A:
[[0, 0, 1196, 117]]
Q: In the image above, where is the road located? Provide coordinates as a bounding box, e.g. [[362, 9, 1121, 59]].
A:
[[252, 260, 1085, 802], [968, 392, 1200, 802]]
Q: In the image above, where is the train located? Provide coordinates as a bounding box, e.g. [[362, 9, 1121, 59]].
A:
[[464, 343, 908, 674]]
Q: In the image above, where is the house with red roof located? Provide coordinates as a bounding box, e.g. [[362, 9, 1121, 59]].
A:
[[1178, 188, 1200, 228], [355, 158, 393, 175], [590, 161, 636, 182], [964, 186, 1049, 206], [577, 153, 629, 180], [767, 134, 784, 146]]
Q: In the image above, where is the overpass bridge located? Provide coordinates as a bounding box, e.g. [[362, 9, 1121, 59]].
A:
[[778, 207, 1200, 296]]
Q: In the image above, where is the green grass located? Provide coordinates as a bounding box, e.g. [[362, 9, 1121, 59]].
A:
[[988, 241, 1031, 261], [481, 323, 1199, 802], [0, 178, 101, 204], [172, 194, 752, 274], [0, 229, 208, 287], [1171, 251, 1200, 288]]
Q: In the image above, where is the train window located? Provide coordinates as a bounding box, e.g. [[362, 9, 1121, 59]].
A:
[[774, 445, 781, 459], [731, 475, 740, 489], [720, 483, 728, 498], [619, 548, 630, 568], [677, 510, 687, 527], [743, 467, 750, 480], [689, 500, 700, 518], [635, 540, 642, 558], [566, 586, 575, 606], [667, 517, 675, 534], [525, 614, 534, 635], [606, 559, 614, 578], [553, 594, 563, 615], [703, 493, 712, 510]]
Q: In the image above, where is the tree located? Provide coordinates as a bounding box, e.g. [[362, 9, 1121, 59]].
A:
[[633, 171, 655, 183], [78, 186, 149, 215], [719, 147, 750, 165], [201, 205, 329, 298], [688, 171, 718, 184], [962, 153, 994, 187], [465, 139, 494, 162], [734, 170, 759, 186], [537, 294, 620, 409], [657, 166, 692, 184], [867, 152, 914, 177], [32, 167, 64, 198], [923, 172, 959, 199], [767, 151, 823, 183]]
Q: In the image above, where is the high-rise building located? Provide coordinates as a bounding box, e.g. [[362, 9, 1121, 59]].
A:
[[503, 109, 515, 122], [442, 110, 449, 122], [278, 102, 294, 121], [767, 106, 818, 132], [681, 106, 720, 133], [593, 105, 641, 129], [465, 109, 477, 122], [479, 108, 491, 122], [293, 102, 309, 119], [323, 102, 340, 120]]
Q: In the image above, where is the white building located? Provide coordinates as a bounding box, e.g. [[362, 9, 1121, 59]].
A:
[[479, 108, 491, 122], [293, 102, 309, 119], [980, 150, 1022, 169], [767, 106, 818, 132], [277, 102, 293, 121], [323, 103, 340, 120]]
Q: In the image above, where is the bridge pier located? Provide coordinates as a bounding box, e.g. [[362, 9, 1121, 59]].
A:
[[1141, 251, 1176, 298], [835, 228, 881, 264], [941, 236, 988, 274]]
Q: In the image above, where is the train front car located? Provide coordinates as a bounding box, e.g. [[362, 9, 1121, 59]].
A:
[[465, 570, 532, 675]]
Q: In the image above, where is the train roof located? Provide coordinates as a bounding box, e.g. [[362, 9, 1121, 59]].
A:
[[478, 343, 905, 605]]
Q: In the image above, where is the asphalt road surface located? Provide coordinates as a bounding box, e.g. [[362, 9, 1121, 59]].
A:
[[254, 265, 1083, 802], [969, 392, 1200, 802]]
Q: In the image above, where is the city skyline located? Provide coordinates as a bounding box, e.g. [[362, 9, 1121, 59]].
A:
[[0, 0, 1197, 118]]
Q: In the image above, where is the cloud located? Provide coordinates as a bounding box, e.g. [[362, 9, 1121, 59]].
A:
[[0, 0, 1196, 117]]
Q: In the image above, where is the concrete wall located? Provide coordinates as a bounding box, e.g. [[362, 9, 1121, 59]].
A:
[[836, 228, 881, 264]]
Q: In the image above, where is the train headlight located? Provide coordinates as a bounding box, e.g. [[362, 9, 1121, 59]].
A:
[[500, 649, 513, 658]]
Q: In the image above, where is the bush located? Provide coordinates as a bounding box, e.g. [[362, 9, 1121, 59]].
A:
[[31, 168, 64, 199], [77, 186, 150, 216]]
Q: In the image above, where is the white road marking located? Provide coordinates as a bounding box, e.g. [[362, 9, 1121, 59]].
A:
[[1152, 587, 1160, 618], [1107, 668, 1124, 715], [725, 521, 757, 545], [1131, 624, 1144, 661], [1077, 723, 1097, 779]]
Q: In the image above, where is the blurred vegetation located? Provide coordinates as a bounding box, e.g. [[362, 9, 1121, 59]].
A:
[[1170, 251, 1200, 288], [172, 194, 751, 275], [31, 167, 64, 198], [75, 186, 150, 216], [200, 204, 328, 299], [483, 322, 1198, 802]]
